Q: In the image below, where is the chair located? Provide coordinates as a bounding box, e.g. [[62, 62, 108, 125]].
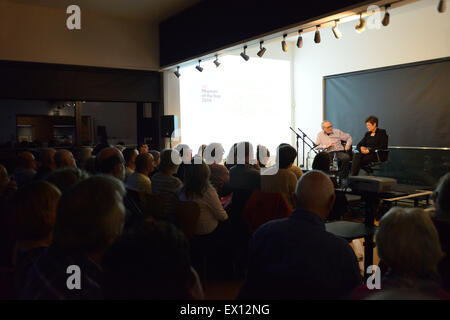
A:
[[242, 191, 292, 235], [362, 149, 390, 174]]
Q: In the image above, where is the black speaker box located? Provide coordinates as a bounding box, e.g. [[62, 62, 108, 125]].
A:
[[161, 115, 175, 138]]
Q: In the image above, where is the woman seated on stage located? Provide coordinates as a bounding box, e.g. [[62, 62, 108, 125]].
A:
[[350, 115, 388, 176]]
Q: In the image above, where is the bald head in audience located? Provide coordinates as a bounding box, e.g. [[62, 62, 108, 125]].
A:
[[18, 152, 36, 170], [54, 149, 76, 169], [95, 147, 126, 181], [39, 148, 56, 170], [294, 170, 335, 221]]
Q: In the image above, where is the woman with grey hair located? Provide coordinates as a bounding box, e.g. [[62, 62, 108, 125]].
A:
[[351, 207, 449, 299]]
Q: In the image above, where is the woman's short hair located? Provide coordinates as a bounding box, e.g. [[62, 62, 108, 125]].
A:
[[8, 180, 61, 241], [277, 145, 297, 169], [365, 115, 379, 126], [53, 175, 126, 254], [257, 145, 270, 167], [183, 157, 211, 198], [376, 207, 444, 280]]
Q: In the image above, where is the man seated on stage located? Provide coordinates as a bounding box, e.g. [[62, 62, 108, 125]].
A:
[[315, 120, 352, 179]]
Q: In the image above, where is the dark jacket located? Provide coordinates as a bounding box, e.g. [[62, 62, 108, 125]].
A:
[[356, 128, 388, 153]]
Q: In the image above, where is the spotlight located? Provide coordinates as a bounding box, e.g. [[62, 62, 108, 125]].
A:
[[438, 0, 446, 12], [213, 55, 220, 67], [355, 14, 366, 33], [174, 66, 181, 78], [257, 41, 266, 57], [296, 30, 303, 48], [240, 46, 249, 61], [314, 26, 321, 44], [196, 60, 203, 72], [332, 20, 342, 39], [382, 5, 390, 26], [282, 34, 288, 52]]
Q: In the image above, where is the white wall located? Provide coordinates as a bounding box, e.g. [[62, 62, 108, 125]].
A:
[[0, 100, 137, 145], [0, 0, 159, 70], [293, 0, 450, 154], [163, 40, 295, 148]]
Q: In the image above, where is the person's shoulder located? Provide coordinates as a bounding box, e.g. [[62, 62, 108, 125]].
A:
[[378, 128, 387, 135]]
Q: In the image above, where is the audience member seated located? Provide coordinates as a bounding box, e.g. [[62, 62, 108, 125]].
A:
[[351, 207, 449, 300], [92, 143, 111, 156], [432, 172, 450, 292], [96, 147, 143, 229], [7, 181, 61, 297], [45, 168, 89, 194], [206, 143, 231, 197], [256, 145, 270, 168], [152, 149, 183, 222], [21, 175, 126, 300], [84, 156, 97, 175], [261, 145, 298, 209], [149, 150, 161, 178], [0, 164, 17, 268], [126, 153, 154, 196], [174, 144, 192, 183], [137, 143, 149, 154], [14, 152, 36, 187], [224, 143, 238, 170], [312, 152, 348, 221], [229, 142, 260, 192], [197, 144, 207, 158], [34, 148, 56, 180], [278, 143, 303, 179], [54, 149, 77, 169], [178, 157, 228, 236], [73, 146, 92, 169], [102, 219, 203, 300], [238, 170, 361, 300], [122, 147, 139, 180]]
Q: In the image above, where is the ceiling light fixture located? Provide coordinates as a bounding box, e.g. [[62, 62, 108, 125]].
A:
[[240, 46, 249, 61], [438, 0, 446, 12], [196, 60, 203, 72], [332, 20, 342, 39], [382, 5, 391, 26], [314, 26, 321, 43], [257, 41, 266, 57], [213, 55, 220, 67], [355, 13, 366, 33], [282, 34, 288, 52], [296, 30, 303, 48], [174, 66, 181, 78]]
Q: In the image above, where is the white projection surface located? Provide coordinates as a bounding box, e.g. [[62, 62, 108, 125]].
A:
[[179, 55, 291, 159]]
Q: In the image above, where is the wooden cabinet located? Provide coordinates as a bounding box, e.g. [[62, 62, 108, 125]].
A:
[[16, 115, 92, 145]]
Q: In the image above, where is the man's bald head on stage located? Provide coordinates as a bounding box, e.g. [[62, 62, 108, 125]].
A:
[[295, 170, 335, 221]]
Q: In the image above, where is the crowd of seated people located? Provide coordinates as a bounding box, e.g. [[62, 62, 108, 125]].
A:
[[0, 141, 448, 301]]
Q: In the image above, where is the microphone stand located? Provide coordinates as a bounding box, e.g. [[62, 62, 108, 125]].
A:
[[290, 127, 317, 168], [289, 127, 301, 167]]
